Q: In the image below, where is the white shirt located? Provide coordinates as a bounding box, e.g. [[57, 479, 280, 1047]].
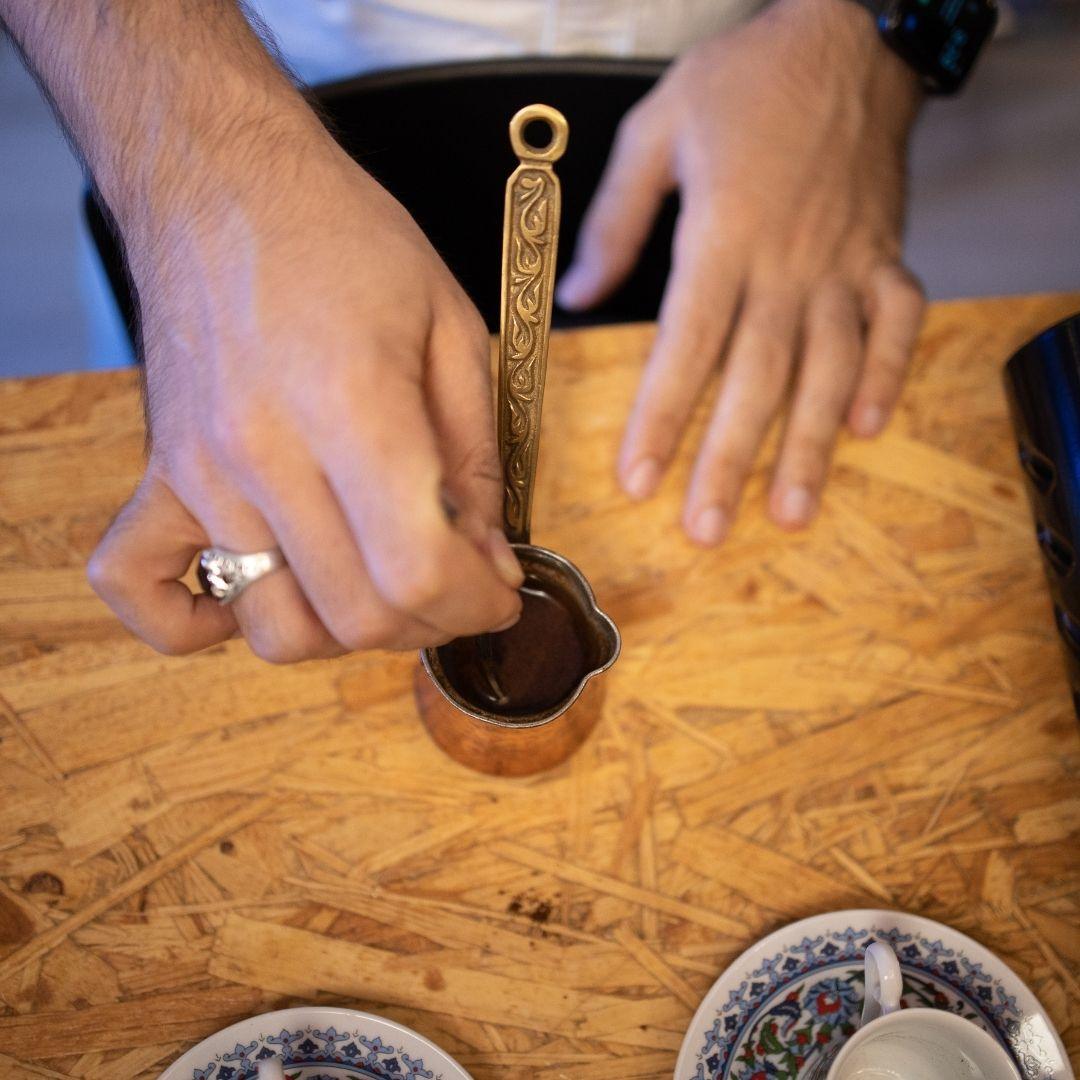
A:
[[247, 0, 765, 84]]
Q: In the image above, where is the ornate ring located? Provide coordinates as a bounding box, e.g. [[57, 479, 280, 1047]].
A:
[[197, 546, 286, 605]]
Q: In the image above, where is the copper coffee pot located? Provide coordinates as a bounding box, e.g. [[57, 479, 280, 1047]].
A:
[[415, 104, 620, 777]]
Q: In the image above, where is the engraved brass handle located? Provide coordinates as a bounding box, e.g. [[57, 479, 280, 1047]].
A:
[[498, 104, 569, 545]]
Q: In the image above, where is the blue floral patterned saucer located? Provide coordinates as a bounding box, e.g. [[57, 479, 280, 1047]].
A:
[[675, 909, 1072, 1080], [157, 1007, 472, 1080]]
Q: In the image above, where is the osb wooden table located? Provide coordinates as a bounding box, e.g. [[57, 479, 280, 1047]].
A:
[[1, 294, 1078, 1079]]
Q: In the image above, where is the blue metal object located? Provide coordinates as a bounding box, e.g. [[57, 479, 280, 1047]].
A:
[[1004, 311, 1080, 716]]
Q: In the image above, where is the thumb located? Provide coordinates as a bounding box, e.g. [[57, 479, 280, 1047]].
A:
[[87, 470, 239, 654], [557, 105, 673, 311]]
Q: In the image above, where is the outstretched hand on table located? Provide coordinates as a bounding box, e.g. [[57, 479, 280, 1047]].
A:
[[558, 0, 926, 544]]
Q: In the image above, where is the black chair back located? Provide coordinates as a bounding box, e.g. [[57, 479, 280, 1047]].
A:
[[85, 56, 676, 346]]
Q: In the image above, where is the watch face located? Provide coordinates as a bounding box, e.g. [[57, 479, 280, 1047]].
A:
[[879, 0, 998, 93]]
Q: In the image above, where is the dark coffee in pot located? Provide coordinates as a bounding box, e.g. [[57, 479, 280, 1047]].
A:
[[437, 574, 594, 717]]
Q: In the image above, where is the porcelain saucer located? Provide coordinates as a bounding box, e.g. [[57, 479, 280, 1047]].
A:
[[158, 1006, 472, 1080], [674, 909, 1072, 1080]]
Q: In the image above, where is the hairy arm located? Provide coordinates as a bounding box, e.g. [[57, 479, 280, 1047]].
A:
[[1, 0, 523, 660], [1, 1, 323, 237]]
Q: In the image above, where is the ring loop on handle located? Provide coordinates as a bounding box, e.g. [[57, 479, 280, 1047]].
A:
[[861, 941, 903, 1025], [509, 104, 569, 164]]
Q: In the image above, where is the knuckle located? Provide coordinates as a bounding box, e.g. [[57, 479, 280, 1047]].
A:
[[803, 339, 843, 372], [345, 628, 392, 652], [378, 554, 449, 615], [896, 277, 927, 314], [803, 328, 854, 372], [209, 406, 268, 466], [146, 628, 198, 658], [453, 436, 502, 491], [336, 612, 399, 652], [887, 268, 924, 305], [466, 327, 492, 367], [246, 623, 321, 665], [870, 346, 908, 375], [670, 212, 733, 271], [248, 637, 306, 665], [752, 339, 789, 381], [876, 264, 926, 310], [86, 545, 122, 599], [699, 448, 745, 492], [464, 308, 491, 350], [637, 403, 688, 449], [868, 334, 914, 377], [709, 451, 744, 482], [652, 315, 714, 371], [813, 277, 856, 316], [787, 431, 831, 470]]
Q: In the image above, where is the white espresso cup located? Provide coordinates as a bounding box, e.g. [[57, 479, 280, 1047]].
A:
[[806, 941, 1021, 1080]]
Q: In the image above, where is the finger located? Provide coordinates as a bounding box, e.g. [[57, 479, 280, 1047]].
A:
[[184, 455, 345, 663], [174, 440, 345, 660], [770, 281, 864, 529], [253, 462, 449, 652], [87, 472, 237, 655], [848, 263, 925, 436], [683, 284, 801, 546], [617, 208, 744, 501], [426, 303, 523, 590], [556, 104, 672, 311], [318, 358, 522, 638]]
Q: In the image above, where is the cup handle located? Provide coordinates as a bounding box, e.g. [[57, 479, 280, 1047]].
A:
[[861, 941, 903, 1025]]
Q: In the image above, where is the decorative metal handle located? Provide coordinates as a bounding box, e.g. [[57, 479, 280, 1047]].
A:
[[498, 104, 568, 545]]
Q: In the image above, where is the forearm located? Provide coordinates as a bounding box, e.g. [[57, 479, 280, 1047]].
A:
[[0, 0, 329, 240]]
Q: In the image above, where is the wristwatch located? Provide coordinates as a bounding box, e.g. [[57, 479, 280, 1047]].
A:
[[848, 0, 998, 93]]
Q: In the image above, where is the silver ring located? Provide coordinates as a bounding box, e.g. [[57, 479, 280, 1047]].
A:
[[197, 546, 286, 604]]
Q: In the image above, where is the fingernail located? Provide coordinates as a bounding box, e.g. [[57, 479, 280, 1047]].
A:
[[623, 457, 661, 501], [555, 266, 588, 309], [487, 528, 525, 589], [689, 505, 728, 546], [853, 403, 885, 437], [776, 485, 815, 527], [492, 609, 522, 633]]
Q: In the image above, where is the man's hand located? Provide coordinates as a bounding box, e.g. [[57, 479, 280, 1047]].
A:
[[3, 0, 523, 660], [91, 147, 524, 660], [558, 0, 925, 544]]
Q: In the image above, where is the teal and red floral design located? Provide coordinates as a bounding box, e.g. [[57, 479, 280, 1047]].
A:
[[187, 1026, 442, 1079], [728, 977, 862, 1080], [684, 920, 1055, 1080]]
